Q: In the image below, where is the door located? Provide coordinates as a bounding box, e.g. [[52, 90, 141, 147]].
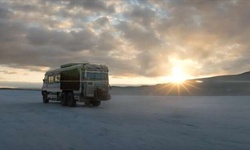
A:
[[86, 82, 95, 97]]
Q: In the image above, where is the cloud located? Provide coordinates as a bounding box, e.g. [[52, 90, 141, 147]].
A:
[[0, 70, 18, 75], [95, 32, 118, 51], [0, 0, 250, 80], [27, 27, 97, 51], [124, 5, 156, 27], [150, 0, 250, 76], [67, 0, 115, 13], [116, 21, 161, 50]]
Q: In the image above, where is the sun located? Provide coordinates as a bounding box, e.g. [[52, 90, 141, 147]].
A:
[[169, 66, 187, 84], [154, 65, 198, 95]]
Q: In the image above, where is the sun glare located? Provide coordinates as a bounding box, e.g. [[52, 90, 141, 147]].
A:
[[170, 66, 187, 84]]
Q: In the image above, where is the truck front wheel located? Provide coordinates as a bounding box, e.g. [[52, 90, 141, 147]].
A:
[[91, 101, 101, 107], [43, 92, 49, 103]]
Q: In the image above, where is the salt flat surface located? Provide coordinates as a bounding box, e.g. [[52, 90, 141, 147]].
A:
[[0, 90, 250, 149]]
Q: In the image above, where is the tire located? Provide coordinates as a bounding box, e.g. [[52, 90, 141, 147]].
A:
[[43, 92, 49, 103], [67, 92, 76, 107], [84, 99, 91, 107], [61, 92, 68, 106], [91, 101, 101, 107]]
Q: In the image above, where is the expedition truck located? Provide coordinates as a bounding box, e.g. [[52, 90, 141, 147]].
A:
[[41, 63, 111, 107]]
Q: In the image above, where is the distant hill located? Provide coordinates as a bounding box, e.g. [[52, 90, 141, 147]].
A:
[[111, 71, 250, 96], [197, 71, 250, 82]]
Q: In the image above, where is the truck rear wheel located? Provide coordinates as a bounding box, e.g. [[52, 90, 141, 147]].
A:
[[84, 99, 91, 107], [61, 92, 68, 106], [67, 92, 76, 107], [43, 92, 49, 103], [91, 101, 101, 107]]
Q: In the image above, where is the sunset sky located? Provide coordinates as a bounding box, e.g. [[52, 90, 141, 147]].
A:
[[1, 0, 250, 88]]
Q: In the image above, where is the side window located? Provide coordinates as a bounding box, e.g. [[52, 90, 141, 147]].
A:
[[55, 74, 60, 83], [48, 76, 54, 84]]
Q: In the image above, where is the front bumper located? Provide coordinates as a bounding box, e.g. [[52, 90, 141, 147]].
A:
[[95, 88, 111, 101]]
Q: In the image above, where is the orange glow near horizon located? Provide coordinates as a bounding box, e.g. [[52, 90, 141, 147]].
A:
[[0, 64, 227, 88], [152, 79, 200, 96]]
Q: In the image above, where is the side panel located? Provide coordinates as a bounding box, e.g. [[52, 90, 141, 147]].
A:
[[60, 68, 80, 90], [47, 83, 60, 92]]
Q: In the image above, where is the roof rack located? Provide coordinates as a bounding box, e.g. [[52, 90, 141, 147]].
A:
[[60, 63, 88, 68]]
